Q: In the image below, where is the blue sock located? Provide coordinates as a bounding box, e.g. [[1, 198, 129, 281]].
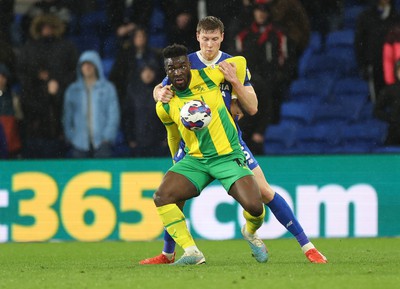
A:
[[162, 229, 176, 254], [267, 192, 310, 247]]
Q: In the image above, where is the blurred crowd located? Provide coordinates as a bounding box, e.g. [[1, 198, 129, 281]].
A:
[[0, 0, 399, 159]]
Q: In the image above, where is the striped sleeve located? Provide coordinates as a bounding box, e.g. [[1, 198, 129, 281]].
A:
[[156, 102, 181, 158]]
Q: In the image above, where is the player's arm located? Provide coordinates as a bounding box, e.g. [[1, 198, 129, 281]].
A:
[[219, 57, 258, 115], [230, 99, 244, 120], [153, 83, 174, 103], [156, 102, 181, 159], [164, 123, 181, 159]]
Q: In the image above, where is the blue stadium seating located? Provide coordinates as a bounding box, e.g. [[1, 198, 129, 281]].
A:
[[358, 102, 374, 121], [373, 146, 400, 153], [280, 102, 318, 125], [70, 34, 101, 53], [101, 58, 114, 78], [339, 119, 389, 152], [332, 77, 369, 96], [299, 53, 346, 79], [263, 121, 299, 154], [325, 47, 358, 77], [326, 29, 355, 48], [289, 75, 335, 103], [343, 5, 365, 29], [293, 123, 342, 154], [313, 101, 362, 124]]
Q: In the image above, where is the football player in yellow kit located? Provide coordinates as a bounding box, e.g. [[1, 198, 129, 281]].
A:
[[154, 44, 268, 265]]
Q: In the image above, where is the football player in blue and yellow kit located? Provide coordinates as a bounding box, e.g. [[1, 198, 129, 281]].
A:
[[153, 44, 268, 265], [141, 16, 327, 265]]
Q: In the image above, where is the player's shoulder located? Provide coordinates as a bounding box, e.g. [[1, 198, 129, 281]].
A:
[[219, 51, 233, 61], [188, 52, 204, 68], [224, 56, 247, 69]]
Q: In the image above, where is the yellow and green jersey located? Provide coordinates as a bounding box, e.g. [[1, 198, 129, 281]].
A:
[[156, 56, 247, 158]]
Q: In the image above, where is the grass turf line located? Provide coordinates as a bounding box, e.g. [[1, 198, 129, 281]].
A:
[[0, 238, 399, 289]]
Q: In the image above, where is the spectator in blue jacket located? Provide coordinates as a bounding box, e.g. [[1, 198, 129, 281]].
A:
[[63, 50, 120, 158]]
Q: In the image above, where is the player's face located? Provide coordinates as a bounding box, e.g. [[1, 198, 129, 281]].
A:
[[165, 56, 191, 91], [197, 29, 224, 61]]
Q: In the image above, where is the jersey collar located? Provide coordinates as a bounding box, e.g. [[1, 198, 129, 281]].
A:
[[196, 51, 222, 66]]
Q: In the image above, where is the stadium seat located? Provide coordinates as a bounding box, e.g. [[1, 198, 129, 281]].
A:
[[292, 123, 342, 154], [280, 101, 317, 125], [329, 143, 373, 154], [148, 3, 167, 48], [289, 75, 335, 103], [358, 102, 374, 121], [343, 6, 365, 29], [325, 47, 358, 77], [313, 102, 360, 124], [332, 77, 369, 96], [79, 11, 108, 34], [373, 145, 400, 153], [326, 29, 355, 48], [340, 119, 389, 152], [308, 32, 323, 52], [263, 121, 299, 154], [299, 53, 345, 79], [112, 130, 131, 157], [339, 94, 368, 122], [101, 58, 114, 78], [70, 34, 101, 53], [102, 35, 117, 59]]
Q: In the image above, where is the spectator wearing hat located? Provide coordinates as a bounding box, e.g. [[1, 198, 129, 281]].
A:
[[18, 14, 78, 158]]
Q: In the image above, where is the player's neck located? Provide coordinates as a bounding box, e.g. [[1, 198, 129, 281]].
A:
[[198, 51, 222, 65]]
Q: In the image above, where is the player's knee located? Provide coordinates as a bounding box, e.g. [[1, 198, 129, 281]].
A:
[[251, 204, 264, 217], [260, 186, 275, 203], [153, 189, 173, 207], [243, 200, 264, 217]]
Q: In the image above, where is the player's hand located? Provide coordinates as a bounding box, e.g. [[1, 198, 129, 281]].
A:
[[219, 61, 238, 83], [230, 99, 244, 120], [156, 85, 174, 103], [252, 133, 264, 144]]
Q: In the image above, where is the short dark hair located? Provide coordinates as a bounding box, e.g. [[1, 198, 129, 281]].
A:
[[162, 44, 188, 59], [197, 16, 224, 33]]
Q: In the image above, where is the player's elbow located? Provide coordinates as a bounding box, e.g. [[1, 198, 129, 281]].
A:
[[247, 105, 258, 116]]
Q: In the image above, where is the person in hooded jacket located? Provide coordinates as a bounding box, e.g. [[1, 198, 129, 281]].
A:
[[63, 50, 120, 158]]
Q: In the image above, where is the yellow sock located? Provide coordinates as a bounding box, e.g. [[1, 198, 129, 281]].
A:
[[243, 207, 265, 234], [157, 204, 196, 249]]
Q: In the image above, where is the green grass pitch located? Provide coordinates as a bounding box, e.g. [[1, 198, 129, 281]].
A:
[[1, 238, 399, 289]]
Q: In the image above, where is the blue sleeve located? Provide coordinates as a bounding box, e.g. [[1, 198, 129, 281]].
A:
[[161, 76, 171, 86]]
